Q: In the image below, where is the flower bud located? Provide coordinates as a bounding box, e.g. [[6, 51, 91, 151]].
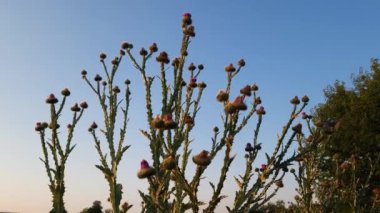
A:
[[151, 115, 164, 129], [156, 51, 170, 64], [188, 77, 197, 88], [149, 43, 158, 53], [81, 70, 87, 76], [125, 79, 131, 85], [256, 106, 266, 115], [238, 59, 246, 67], [121, 41, 132, 50], [161, 156, 176, 170], [112, 86, 120, 94], [90, 122, 98, 129], [290, 168, 296, 173], [197, 82, 207, 89], [275, 180, 284, 188], [224, 102, 237, 114], [35, 122, 44, 131], [119, 50, 125, 56], [292, 123, 302, 134], [302, 95, 309, 103], [240, 85, 252, 97], [188, 63, 196, 71], [198, 64, 204, 70], [140, 48, 148, 56], [245, 143, 254, 152], [213, 126, 219, 132], [232, 96, 247, 111], [111, 57, 119, 66], [80, 102, 88, 109], [100, 52, 107, 60], [251, 83, 259, 91], [184, 115, 194, 126], [216, 90, 229, 102], [94, 74, 102, 82], [71, 103, 81, 112], [61, 88, 71, 96], [163, 114, 178, 129], [290, 96, 300, 105], [254, 97, 262, 105]]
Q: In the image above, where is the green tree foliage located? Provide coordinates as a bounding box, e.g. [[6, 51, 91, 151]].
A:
[[314, 59, 380, 212]]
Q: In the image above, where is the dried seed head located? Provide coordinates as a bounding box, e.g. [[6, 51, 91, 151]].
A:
[[240, 85, 252, 97], [156, 51, 170, 64], [71, 103, 81, 112], [238, 59, 246, 67], [80, 101, 88, 109], [139, 48, 148, 56], [46, 94, 58, 104], [149, 43, 158, 53], [61, 88, 71, 96], [290, 96, 300, 105], [35, 122, 44, 131], [94, 74, 102, 82], [192, 150, 211, 166], [216, 90, 229, 102], [225, 64, 236, 72]]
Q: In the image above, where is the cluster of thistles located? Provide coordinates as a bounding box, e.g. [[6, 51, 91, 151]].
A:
[[182, 13, 195, 37]]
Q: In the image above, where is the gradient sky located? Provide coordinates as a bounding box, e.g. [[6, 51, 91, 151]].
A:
[[0, 1, 379, 212]]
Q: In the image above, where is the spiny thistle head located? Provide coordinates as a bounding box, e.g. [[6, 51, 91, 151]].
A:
[[90, 122, 98, 129], [225, 63, 236, 72], [224, 102, 237, 114], [46, 94, 58, 104], [198, 64, 204, 70], [61, 88, 71, 96], [35, 122, 44, 131], [112, 86, 121, 94], [192, 150, 211, 166], [183, 25, 195, 37], [81, 69, 87, 76], [245, 143, 254, 152], [137, 160, 156, 179], [182, 12, 192, 27], [254, 97, 262, 105], [111, 57, 119, 65], [172, 58, 180, 67], [184, 115, 194, 126]]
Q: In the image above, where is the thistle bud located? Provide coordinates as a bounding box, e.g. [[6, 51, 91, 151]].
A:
[[292, 123, 302, 134], [119, 50, 125, 56], [100, 52, 107, 60], [213, 126, 219, 132], [192, 150, 211, 166], [256, 106, 266, 115], [112, 86, 121, 94], [125, 79, 131, 85], [46, 94, 58, 104], [290, 96, 300, 105], [81, 70, 87, 76], [163, 114, 178, 129], [225, 64, 236, 72], [198, 64, 204, 70], [184, 115, 194, 125], [149, 43, 158, 53], [140, 48, 148, 56], [188, 63, 196, 71], [102, 81, 107, 86], [254, 97, 262, 105], [80, 101, 88, 109], [251, 83, 259, 91], [224, 102, 237, 114], [137, 160, 156, 179], [238, 59, 246, 67], [275, 180, 284, 188], [302, 95, 309, 103], [290, 168, 296, 173], [151, 115, 164, 129], [35, 122, 44, 131], [61, 88, 71, 96], [71, 103, 81, 112], [232, 96, 247, 111], [161, 156, 176, 170], [90, 122, 98, 129], [245, 143, 254, 152], [156, 51, 170, 64], [240, 85, 252, 96], [121, 41, 132, 50], [216, 90, 229, 102], [94, 74, 102, 82], [111, 57, 119, 66], [171, 58, 180, 67], [197, 82, 207, 89], [188, 77, 197, 88]]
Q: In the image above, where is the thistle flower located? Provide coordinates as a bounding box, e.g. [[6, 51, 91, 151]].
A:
[[151, 115, 164, 129], [290, 96, 300, 105], [238, 59, 246, 67], [251, 83, 259, 91], [188, 63, 196, 71], [232, 96, 247, 111], [156, 51, 170, 64], [254, 97, 262, 105], [137, 160, 156, 179], [161, 156, 176, 170], [80, 101, 88, 109], [192, 150, 211, 166], [225, 64, 236, 72], [256, 106, 266, 115], [100, 52, 107, 60], [149, 43, 158, 53], [302, 95, 309, 103], [46, 94, 58, 104], [216, 90, 229, 102], [301, 112, 308, 119], [197, 82, 207, 89], [240, 85, 252, 97], [35, 122, 44, 131], [94, 74, 102, 82], [260, 164, 267, 171], [189, 77, 197, 88], [163, 114, 178, 129], [90, 122, 98, 129], [112, 86, 121, 94], [121, 41, 133, 50], [224, 102, 237, 114], [61, 88, 71, 96], [140, 48, 148, 56], [245, 143, 254, 152], [71, 103, 81, 112]]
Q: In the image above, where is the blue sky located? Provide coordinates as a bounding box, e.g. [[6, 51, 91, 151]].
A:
[[0, 1, 379, 212]]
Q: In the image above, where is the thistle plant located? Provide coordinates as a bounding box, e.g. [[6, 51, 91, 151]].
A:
[[81, 51, 132, 213], [35, 89, 87, 213], [116, 13, 316, 212]]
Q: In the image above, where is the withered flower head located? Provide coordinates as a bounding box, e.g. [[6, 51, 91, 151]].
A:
[[245, 143, 254, 152], [163, 114, 178, 129], [121, 41, 133, 50], [151, 115, 164, 129], [224, 102, 237, 114], [192, 150, 211, 166]]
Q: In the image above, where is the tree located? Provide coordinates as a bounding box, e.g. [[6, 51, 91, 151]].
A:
[[314, 59, 380, 212]]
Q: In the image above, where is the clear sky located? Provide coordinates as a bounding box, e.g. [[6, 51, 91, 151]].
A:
[[0, 1, 379, 212]]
